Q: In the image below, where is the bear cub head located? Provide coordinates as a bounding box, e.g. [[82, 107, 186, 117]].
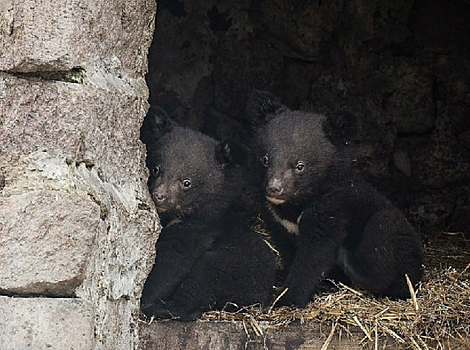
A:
[[147, 126, 231, 223], [252, 96, 356, 208], [258, 112, 337, 206]]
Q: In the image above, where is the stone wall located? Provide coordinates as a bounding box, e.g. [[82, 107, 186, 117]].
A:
[[0, 1, 159, 349]]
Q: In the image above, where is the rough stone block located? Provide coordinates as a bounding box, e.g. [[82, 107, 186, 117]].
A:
[[0, 70, 158, 349], [0, 73, 148, 186], [0, 296, 94, 350], [0, 190, 100, 296], [0, 0, 157, 348], [0, 0, 155, 74]]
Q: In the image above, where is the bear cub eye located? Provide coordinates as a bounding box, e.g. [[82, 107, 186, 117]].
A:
[[294, 161, 305, 174], [181, 178, 192, 189], [261, 155, 269, 167], [152, 165, 161, 177]]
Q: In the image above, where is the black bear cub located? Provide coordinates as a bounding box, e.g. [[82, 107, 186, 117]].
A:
[[141, 125, 276, 320], [249, 92, 423, 308]]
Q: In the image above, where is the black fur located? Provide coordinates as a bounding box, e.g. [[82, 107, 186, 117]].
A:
[[250, 94, 423, 307], [141, 125, 276, 320]]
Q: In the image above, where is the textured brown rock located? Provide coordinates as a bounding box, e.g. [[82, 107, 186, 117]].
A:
[[0, 0, 153, 74], [0, 296, 94, 350], [0, 190, 100, 296], [255, 0, 343, 59], [0, 0, 158, 349]]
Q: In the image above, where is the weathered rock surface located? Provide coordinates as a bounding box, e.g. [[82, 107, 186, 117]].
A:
[[1, 0, 158, 349], [381, 58, 435, 134], [0, 296, 94, 350], [0, 73, 159, 348], [0, 0, 152, 74], [0, 190, 100, 296], [0, 72, 148, 171], [0, 70, 158, 299]]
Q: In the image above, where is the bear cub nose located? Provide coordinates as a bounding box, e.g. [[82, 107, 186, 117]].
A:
[[153, 191, 167, 204], [267, 179, 284, 197]]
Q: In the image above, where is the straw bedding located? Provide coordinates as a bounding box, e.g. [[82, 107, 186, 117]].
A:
[[202, 229, 470, 349]]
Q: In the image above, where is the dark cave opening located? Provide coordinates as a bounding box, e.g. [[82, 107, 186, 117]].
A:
[[141, 0, 470, 258]]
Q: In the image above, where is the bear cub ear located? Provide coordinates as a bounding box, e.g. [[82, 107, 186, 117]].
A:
[[141, 105, 175, 148], [216, 140, 252, 167], [216, 141, 232, 166], [148, 105, 175, 134], [245, 90, 286, 128], [322, 111, 358, 148], [245, 90, 358, 148]]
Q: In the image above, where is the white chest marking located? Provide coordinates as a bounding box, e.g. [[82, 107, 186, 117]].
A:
[[267, 203, 303, 236]]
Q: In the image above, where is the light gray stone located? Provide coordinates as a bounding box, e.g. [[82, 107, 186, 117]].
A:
[[0, 0, 155, 74], [0, 296, 94, 350], [0, 0, 159, 349], [0, 190, 100, 296], [0, 0, 13, 36], [0, 72, 148, 175], [0, 73, 160, 348]]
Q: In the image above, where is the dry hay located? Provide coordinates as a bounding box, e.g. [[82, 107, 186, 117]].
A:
[[202, 231, 470, 349]]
